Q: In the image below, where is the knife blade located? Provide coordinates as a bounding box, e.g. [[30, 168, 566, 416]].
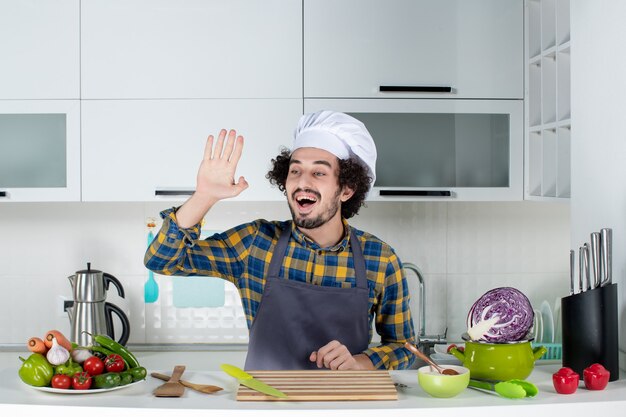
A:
[[600, 228, 612, 286], [220, 364, 288, 398]]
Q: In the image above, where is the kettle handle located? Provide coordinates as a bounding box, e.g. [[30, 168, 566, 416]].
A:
[[104, 273, 126, 299], [104, 302, 130, 346]]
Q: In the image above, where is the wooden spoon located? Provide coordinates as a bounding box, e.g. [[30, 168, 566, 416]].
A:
[[404, 342, 459, 375], [151, 372, 223, 394], [153, 365, 186, 397]]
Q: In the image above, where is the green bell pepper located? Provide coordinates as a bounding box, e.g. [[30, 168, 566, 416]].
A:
[[18, 353, 54, 387], [54, 359, 83, 377]]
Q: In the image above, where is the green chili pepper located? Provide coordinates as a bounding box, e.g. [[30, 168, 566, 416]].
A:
[[18, 353, 54, 387], [93, 372, 121, 389], [93, 334, 141, 369], [118, 371, 133, 386], [128, 366, 147, 382]]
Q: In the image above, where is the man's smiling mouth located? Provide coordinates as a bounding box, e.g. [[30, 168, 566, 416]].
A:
[[293, 190, 321, 213]]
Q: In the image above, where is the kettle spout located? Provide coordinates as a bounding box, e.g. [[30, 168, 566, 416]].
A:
[[67, 274, 76, 288]]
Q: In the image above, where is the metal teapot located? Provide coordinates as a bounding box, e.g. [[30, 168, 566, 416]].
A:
[[65, 263, 130, 346]]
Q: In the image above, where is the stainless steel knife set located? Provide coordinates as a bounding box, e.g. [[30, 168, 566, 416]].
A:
[[569, 227, 612, 295]]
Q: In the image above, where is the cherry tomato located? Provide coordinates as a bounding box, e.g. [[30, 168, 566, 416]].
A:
[[552, 367, 579, 394], [72, 371, 92, 390], [51, 374, 72, 389], [83, 356, 105, 376], [583, 363, 610, 390], [105, 354, 125, 373]]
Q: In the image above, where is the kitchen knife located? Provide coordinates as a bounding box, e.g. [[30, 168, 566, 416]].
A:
[[578, 247, 584, 292], [583, 243, 591, 291], [600, 228, 612, 286], [220, 364, 288, 398], [590, 232, 601, 289], [569, 250, 575, 295]]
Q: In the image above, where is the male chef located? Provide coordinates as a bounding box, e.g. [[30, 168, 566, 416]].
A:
[[145, 111, 416, 370]]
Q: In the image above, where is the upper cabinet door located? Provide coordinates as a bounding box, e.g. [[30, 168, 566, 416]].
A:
[[304, 0, 523, 99], [0, 100, 81, 202], [81, 0, 302, 99], [0, 0, 79, 99], [81, 99, 301, 202]]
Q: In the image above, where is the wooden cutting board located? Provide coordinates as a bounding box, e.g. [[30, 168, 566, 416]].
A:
[[236, 370, 398, 401]]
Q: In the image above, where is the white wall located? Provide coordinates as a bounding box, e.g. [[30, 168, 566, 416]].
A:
[[571, 0, 626, 368], [0, 200, 569, 346]]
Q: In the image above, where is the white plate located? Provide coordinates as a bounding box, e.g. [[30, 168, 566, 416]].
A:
[[29, 379, 144, 394], [540, 300, 554, 344]]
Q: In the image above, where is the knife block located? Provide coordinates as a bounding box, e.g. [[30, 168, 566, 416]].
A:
[[561, 283, 619, 381]]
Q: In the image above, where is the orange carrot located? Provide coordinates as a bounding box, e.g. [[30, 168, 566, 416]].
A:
[[27, 337, 48, 354], [44, 330, 73, 351]]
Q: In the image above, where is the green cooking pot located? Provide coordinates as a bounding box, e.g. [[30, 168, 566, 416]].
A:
[[449, 340, 546, 381]]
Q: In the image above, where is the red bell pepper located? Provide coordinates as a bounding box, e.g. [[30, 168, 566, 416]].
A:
[[583, 363, 610, 390], [552, 367, 579, 394]]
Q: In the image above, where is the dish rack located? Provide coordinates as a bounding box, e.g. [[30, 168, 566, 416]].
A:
[[533, 343, 562, 360]]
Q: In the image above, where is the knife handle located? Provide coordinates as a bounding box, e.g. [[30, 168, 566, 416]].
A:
[[600, 228, 612, 286], [582, 244, 591, 291], [590, 233, 601, 289], [569, 250, 575, 295]]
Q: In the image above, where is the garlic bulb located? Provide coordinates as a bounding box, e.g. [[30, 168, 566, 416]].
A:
[[71, 347, 92, 364], [46, 337, 70, 365]]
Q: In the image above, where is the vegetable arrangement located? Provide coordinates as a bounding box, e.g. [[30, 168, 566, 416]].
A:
[[466, 287, 534, 343], [18, 329, 146, 391]]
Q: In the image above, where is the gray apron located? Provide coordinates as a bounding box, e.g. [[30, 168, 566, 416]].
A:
[[244, 226, 370, 370]]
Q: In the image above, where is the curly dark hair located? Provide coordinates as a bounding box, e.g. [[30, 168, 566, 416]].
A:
[[266, 149, 372, 219]]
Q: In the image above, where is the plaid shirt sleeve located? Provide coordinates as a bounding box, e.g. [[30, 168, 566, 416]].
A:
[[143, 207, 257, 284], [362, 253, 416, 370]]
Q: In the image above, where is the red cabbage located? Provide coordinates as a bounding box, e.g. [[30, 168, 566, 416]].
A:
[[466, 287, 534, 342]]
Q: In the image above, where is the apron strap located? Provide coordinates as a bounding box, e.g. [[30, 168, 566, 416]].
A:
[[267, 224, 291, 277], [267, 223, 368, 290]]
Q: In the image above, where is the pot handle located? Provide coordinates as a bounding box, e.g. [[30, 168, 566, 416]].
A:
[[104, 302, 131, 346], [532, 345, 547, 361], [448, 346, 465, 362]]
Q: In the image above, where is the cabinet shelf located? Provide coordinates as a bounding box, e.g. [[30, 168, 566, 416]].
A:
[[525, 0, 571, 200]]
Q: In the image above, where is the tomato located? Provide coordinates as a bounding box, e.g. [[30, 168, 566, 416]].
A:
[[104, 354, 125, 373], [72, 371, 92, 390], [83, 356, 104, 376], [51, 374, 71, 389], [583, 363, 610, 390], [552, 367, 579, 394]]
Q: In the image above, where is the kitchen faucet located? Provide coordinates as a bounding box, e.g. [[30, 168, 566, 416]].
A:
[[403, 262, 447, 354]]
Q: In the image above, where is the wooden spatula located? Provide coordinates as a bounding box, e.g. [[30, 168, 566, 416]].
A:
[[151, 372, 223, 394], [153, 365, 186, 397]]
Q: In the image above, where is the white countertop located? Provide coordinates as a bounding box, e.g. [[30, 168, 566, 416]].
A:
[[2, 350, 625, 417]]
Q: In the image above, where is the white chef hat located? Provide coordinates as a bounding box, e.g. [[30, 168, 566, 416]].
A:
[[293, 110, 377, 187]]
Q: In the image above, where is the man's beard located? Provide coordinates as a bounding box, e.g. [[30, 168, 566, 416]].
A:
[[288, 188, 341, 229]]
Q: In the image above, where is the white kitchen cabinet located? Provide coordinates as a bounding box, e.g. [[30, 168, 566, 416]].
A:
[[525, 0, 571, 200], [81, 99, 302, 202], [304, 0, 523, 99], [0, 0, 80, 99], [81, 0, 302, 99], [306, 99, 523, 201], [0, 100, 81, 201]]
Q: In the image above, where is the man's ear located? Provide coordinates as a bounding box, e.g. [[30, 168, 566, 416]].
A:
[[340, 186, 355, 202]]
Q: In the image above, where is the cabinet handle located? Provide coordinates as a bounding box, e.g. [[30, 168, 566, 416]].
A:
[[0, 191, 6, 197], [379, 85, 452, 93], [379, 190, 452, 197], [155, 190, 194, 196]]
